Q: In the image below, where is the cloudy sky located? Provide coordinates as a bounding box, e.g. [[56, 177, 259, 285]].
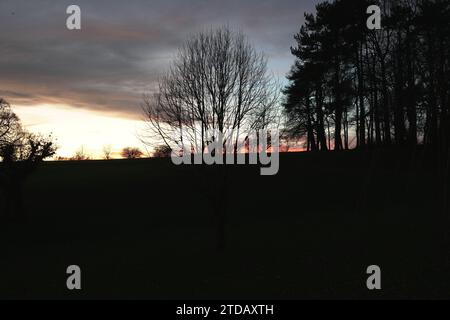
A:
[[0, 0, 319, 157]]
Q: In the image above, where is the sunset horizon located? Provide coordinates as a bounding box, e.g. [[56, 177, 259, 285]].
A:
[[1, 0, 449, 304], [1, 0, 319, 159]]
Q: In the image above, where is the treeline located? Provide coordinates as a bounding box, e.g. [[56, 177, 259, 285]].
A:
[[283, 0, 450, 152]]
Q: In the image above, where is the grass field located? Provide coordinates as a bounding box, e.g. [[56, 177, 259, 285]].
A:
[[0, 149, 449, 299]]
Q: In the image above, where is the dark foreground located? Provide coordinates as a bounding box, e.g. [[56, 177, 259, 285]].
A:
[[0, 149, 449, 299]]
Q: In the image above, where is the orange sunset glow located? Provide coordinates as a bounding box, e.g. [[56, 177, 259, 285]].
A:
[[15, 103, 145, 159], [0, 0, 318, 159], [1, 0, 450, 302]]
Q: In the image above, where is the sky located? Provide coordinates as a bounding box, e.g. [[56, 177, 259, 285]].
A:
[[0, 0, 319, 158]]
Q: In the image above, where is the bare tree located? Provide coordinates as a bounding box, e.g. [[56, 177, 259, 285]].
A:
[[140, 27, 281, 251], [0, 99, 22, 149], [103, 145, 112, 160], [121, 147, 143, 159], [0, 98, 56, 220], [153, 145, 172, 158], [142, 26, 280, 154], [72, 146, 90, 161]]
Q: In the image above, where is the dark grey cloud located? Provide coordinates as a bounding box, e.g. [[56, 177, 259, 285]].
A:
[[0, 0, 319, 118]]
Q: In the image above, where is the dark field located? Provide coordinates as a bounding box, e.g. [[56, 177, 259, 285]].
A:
[[0, 149, 449, 299]]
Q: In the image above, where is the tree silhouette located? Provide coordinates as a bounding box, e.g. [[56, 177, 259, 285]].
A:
[[0, 98, 56, 220], [142, 26, 280, 154], [121, 147, 143, 159], [71, 146, 90, 161], [153, 145, 172, 158], [141, 27, 283, 251], [284, 0, 450, 153], [103, 145, 112, 160]]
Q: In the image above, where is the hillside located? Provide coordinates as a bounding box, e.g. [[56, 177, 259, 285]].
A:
[[0, 149, 449, 299]]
